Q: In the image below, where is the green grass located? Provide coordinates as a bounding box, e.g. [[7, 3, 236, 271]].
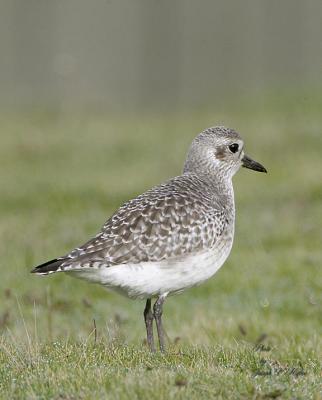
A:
[[0, 91, 321, 399]]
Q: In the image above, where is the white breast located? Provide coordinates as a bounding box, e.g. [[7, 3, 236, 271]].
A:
[[71, 237, 233, 299]]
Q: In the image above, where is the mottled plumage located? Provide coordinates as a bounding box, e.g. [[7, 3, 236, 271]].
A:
[[49, 174, 232, 271], [32, 126, 266, 352]]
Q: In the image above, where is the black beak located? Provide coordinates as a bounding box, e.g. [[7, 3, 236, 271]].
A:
[[242, 154, 267, 173]]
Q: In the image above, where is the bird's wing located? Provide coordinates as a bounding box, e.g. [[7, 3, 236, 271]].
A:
[[56, 177, 228, 271]]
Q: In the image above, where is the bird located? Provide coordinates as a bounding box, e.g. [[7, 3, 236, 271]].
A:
[[31, 126, 267, 352]]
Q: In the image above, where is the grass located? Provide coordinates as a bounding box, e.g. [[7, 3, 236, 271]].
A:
[[0, 90, 321, 398]]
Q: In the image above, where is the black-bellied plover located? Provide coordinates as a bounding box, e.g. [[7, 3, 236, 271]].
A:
[[32, 126, 267, 352]]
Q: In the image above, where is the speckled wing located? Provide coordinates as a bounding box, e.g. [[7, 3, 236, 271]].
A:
[[58, 176, 228, 270]]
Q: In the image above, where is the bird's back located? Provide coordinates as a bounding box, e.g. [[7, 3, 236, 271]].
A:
[[32, 173, 234, 275]]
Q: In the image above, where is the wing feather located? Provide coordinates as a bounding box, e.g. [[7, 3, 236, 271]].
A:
[[59, 175, 230, 270]]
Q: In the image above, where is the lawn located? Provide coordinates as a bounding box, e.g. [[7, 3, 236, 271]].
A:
[[0, 91, 321, 399]]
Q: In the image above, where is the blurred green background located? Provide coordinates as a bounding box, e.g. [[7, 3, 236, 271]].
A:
[[0, 1, 321, 399], [1, 0, 322, 111]]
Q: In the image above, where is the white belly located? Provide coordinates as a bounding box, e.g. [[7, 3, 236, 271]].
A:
[[69, 240, 233, 299]]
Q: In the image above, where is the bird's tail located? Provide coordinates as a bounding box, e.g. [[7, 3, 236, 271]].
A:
[[31, 258, 65, 275]]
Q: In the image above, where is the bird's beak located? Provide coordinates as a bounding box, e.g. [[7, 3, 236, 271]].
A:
[[242, 154, 267, 173]]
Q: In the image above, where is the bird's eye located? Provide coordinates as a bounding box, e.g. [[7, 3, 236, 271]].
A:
[[228, 143, 239, 153]]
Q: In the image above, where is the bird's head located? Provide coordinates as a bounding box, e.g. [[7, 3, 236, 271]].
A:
[[183, 126, 267, 179]]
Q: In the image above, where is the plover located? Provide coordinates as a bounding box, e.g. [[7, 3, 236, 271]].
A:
[[31, 126, 266, 352]]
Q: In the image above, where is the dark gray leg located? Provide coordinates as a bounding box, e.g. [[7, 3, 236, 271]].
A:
[[144, 299, 155, 352], [153, 294, 167, 352]]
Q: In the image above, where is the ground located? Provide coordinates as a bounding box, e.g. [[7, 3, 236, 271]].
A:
[[0, 90, 321, 399]]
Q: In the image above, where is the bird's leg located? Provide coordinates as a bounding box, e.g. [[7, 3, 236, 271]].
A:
[[153, 294, 167, 353], [144, 299, 155, 352]]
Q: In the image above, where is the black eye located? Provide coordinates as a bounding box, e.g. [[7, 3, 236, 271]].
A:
[[229, 143, 239, 153]]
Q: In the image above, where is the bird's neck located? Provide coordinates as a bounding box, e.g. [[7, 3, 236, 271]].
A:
[[185, 170, 235, 213], [210, 174, 235, 212]]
